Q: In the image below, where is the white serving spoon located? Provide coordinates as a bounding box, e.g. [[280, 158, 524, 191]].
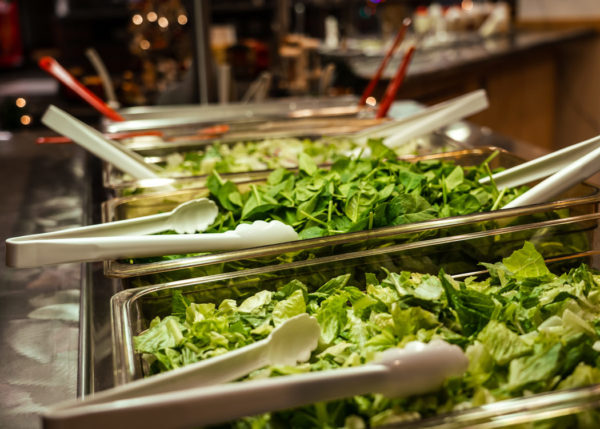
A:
[[6, 197, 218, 267], [7, 220, 299, 268], [54, 314, 319, 408], [42, 339, 467, 429], [343, 89, 489, 159]]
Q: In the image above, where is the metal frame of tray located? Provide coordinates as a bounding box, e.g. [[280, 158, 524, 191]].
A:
[[103, 95, 368, 134]]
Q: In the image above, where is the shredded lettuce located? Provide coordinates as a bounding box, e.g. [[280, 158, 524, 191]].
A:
[[134, 243, 600, 427]]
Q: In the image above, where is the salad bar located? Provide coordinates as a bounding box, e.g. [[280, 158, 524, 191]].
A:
[[8, 95, 600, 428]]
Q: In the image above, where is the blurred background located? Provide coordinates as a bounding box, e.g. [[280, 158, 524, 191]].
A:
[[1, 0, 600, 150]]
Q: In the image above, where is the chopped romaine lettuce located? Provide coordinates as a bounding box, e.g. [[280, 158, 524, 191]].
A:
[[134, 243, 600, 427]]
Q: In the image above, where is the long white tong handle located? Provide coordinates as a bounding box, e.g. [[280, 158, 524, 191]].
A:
[[382, 89, 489, 148], [503, 141, 600, 209], [42, 105, 161, 179], [7, 221, 298, 267], [43, 340, 467, 429], [480, 134, 600, 190]]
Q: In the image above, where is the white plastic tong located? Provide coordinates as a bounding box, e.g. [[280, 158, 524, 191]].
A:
[[42, 105, 162, 180], [354, 88, 489, 148], [6, 199, 299, 268], [42, 334, 467, 429], [481, 134, 600, 208]]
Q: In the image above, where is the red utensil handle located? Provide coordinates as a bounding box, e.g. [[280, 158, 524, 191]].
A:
[[376, 45, 416, 119], [358, 18, 411, 107], [196, 124, 230, 135], [36, 130, 163, 144], [38, 56, 125, 122]]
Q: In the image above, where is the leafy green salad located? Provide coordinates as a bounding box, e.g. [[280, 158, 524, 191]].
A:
[[160, 136, 446, 178], [125, 140, 527, 278], [135, 243, 600, 428], [201, 140, 524, 240]]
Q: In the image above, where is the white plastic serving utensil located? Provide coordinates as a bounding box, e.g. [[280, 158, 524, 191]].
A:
[[480, 134, 600, 190], [85, 48, 119, 109], [353, 89, 488, 148], [51, 314, 320, 409], [383, 89, 488, 148], [41, 105, 162, 179], [42, 339, 467, 429], [7, 220, 298, 268], [6, 198, 218, 266], [346, 89, 488, 157], [477, 134, 600, 209]]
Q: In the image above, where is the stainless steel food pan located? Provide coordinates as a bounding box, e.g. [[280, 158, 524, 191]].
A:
[[110, 215, 600, 427], [101, 147, 600, 287]]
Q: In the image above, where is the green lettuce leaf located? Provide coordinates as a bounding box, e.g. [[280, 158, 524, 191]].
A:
[[134, 316, 184, 354], [317, 293, 349, 344], [502, 242, 551, 280], [477, 320, 531, 365], [272, 289, 306, 326]]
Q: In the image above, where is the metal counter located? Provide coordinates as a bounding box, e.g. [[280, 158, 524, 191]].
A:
[[0, 130, 96, 428]]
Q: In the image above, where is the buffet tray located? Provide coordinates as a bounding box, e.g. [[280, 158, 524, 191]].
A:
[[103, 95, 366, 136], [102, 130, 466, 197], [112, 116, 386, 152], [101, 99, 438, 196], [110, 213, 600, 427], [101, 147, 600, 288]]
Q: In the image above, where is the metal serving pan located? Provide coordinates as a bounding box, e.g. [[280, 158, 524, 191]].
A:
[[103, 95, 366, 135], [110, 213, 600, 427], [103, 130, 466, 197], [101, 147, 600, 287], [101, 99, 433, 196]]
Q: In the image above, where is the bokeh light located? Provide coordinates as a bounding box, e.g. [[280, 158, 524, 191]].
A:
[[158, 17, 169, 28]]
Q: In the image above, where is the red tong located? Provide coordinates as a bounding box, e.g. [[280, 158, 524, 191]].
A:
[[358, 18, 416, 118], [39, 56, 125, 122]]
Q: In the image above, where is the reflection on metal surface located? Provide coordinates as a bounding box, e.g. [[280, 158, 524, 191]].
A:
[[0, 134, 88, 427], [28, 303, 79, 322], [445, 122, 472, 143]]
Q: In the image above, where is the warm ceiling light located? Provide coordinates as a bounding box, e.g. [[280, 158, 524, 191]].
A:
[[177, 14, 187, 25], [158, 17, 168, 28], [146, 11, 158, 22], [15, 97, 26, 108], [132, 14, 143, 25], [20, 115, 31, 126], [140, 39, 151, 50], [366, 96, 377, 107], [461, 0, 473, 10]]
